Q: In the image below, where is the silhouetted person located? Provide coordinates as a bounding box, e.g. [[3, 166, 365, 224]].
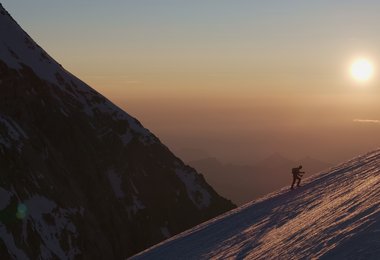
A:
[[291, 165, 305, 189]]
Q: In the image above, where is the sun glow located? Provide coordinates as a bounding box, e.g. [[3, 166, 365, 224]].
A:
[[350, 59, 374, 82]]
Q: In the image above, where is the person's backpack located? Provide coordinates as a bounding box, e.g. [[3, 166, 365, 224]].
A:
[[292, 168, 298, 174]]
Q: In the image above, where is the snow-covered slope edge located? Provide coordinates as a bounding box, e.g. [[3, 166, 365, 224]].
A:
[[132, 149, 380, 259]]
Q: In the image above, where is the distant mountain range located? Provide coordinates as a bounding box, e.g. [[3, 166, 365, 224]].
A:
[[189, 153, 332, 205], [175, 148, 211, 162]]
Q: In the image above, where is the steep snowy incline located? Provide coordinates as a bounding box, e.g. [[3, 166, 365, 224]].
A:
[[133, 149, 380, 259]]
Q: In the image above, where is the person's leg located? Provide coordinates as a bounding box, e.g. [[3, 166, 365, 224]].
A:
[[291, 177, 296, 189], [297, 177, 301, 187]]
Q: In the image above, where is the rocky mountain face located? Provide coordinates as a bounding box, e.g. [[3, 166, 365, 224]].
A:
[[0, 4, 234, 259]]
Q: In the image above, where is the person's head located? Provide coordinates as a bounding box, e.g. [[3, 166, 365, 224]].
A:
[[298, 165, 303, 169]]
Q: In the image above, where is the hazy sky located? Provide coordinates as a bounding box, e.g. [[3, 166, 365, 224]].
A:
[[3, 1, 380, 163]]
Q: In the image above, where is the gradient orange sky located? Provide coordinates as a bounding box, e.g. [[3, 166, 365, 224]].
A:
[[3, 1, 380, 163]]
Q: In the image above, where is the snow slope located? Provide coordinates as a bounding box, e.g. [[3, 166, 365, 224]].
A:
[[133, 149, 380, 259]]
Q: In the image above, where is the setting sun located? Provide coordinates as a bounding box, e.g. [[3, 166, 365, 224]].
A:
[[350, 59, 374, 82]]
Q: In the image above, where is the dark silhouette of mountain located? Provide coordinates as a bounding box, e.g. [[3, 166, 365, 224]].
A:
[[189, 154, 332, 205], [0, 4, 234, 259]]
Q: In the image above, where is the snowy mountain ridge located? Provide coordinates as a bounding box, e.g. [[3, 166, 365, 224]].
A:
[[0, 4, 61, 84], [0, 3, 151, 137], [0, 3, 234, 258], [133, 149, 380, 259]]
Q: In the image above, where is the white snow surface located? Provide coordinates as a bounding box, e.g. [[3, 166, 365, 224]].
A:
[[0, 4, 153, 144], [176, 168, 211, 209], [24, 196, 80, 259], [107, 169, 126, 199], [0, 187, 12, 210], [0, 194, 80, 259], [127, 195, 146, 216], [133, 149, 380, 259], [0, 225, 29, 260], [0, 114, 28, 151], [0, 5, 62, 85]]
